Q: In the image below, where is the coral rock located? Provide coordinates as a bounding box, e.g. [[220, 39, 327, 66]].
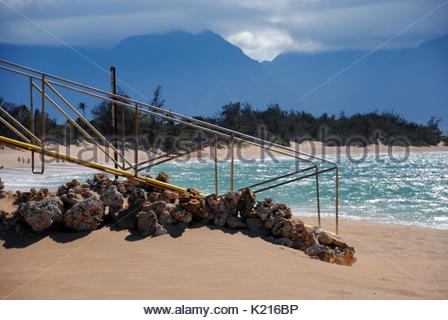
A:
[[144, 201, 167, 216], [173, 209, 193, 224], [186, 187, 201, 196], [100, 185, 124, 214], [162, 189, 178, 201], [114, 210, 138, 230], [156, 172, 170, 183], [94, 173, 110, 184], [18, 196, 64, 232], [14, 188, 51, 204], [149, 192, 160, 202], [222, 191, 241, 217], [60, 191, 83, 207], [185, 198, 208, 219], [335, 247, 357, 266], [137, 210, 167, 237], [255, 198, 292, 227], [204, 194, 219, 220], [271, 219, 296, 238], [127, 188, 147, 209], [238, 188, 256, 218], [213, 204, 228, 227], [158, 211, 177, 225], [305, 245, 336, 263], [82, 189, 96, 199], [64, 198, 104, 231], [317, 231, 334, 245], [70, 179, 80, 187]]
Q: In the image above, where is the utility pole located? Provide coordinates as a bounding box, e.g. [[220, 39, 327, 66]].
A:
[[110, 66, 118, 178]]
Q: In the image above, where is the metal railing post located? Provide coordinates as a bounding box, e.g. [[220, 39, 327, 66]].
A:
[[134, 103, 139, 176], [121, 98, 125, 168], [41, 75, 45, 143], [29, 78, 34, 137], [230, 134, 235, 191], [214, 135, 219, 194], [30, 77, 36, 170], [336, 167, 339, 235], [315, 167, 321, 228], [31, 75, 45, 174], [110, 66, 118, 178]]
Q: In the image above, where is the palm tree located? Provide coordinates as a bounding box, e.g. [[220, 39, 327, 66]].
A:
[[77, 102, 87, 118]]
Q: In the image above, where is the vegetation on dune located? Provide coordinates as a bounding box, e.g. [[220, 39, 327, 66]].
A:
[[198, 102, 443, 147], [0, 90, 444, 151]]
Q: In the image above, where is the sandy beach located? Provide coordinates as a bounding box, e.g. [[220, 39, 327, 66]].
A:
[[0, 192, 447, 300], [0, 141, 447, 300]]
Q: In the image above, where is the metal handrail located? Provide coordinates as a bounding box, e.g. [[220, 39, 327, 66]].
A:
[[45, 77, 322, 166], [0, 59, 335, 165], [44, 81, 132, 168], [0, 59, 340, 234]]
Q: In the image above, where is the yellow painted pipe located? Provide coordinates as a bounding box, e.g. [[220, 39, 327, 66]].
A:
[[0, 135, 187, 193]]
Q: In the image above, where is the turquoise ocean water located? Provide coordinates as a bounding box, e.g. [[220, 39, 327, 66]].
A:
[[1, 152, 447, 229]]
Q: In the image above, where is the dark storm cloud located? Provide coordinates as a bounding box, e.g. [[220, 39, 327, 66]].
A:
[[0, 0, 447, 60]]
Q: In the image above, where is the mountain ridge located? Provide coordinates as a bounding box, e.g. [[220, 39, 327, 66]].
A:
[[0, 30, 447, 128]]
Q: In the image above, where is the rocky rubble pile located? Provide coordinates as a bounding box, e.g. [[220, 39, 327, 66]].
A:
[[0, 172, 356, 265], [14, 187, 50, 204]]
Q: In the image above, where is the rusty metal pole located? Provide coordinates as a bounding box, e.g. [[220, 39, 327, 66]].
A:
[[230, 134, 235, 191], [121, 93, 125, 168], [29, 77, 34, 137], [134, 103, 139, 176], [41, 75, 45, 145], [33, 75, 45, 174], [315, 167, 321, 228], [110, 66, 118, 178], [29, 77, 36, 169], [335, 167, 339, 235], [214, 135, 219, 194]]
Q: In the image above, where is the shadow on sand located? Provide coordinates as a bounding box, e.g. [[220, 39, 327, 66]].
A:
[[1, 220, 285, 250], [0, 228, 93, 249]]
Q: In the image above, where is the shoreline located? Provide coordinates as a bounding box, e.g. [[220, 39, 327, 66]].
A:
[[1, 148, 445, 166], [1, 141, 447, 168]]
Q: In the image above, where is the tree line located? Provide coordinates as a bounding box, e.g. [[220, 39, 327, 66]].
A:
[[0, 90, 445, 151], [199, 102, 444, 147]]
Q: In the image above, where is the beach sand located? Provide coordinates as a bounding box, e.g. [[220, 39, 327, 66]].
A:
[[0, 196, 447, 300], [1, 142, 447, 300]]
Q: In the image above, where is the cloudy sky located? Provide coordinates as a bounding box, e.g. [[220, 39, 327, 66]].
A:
[[0, 0, 447, 61]]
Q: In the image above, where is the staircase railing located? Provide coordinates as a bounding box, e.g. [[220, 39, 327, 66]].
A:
[[0, 59, 339, 234]]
